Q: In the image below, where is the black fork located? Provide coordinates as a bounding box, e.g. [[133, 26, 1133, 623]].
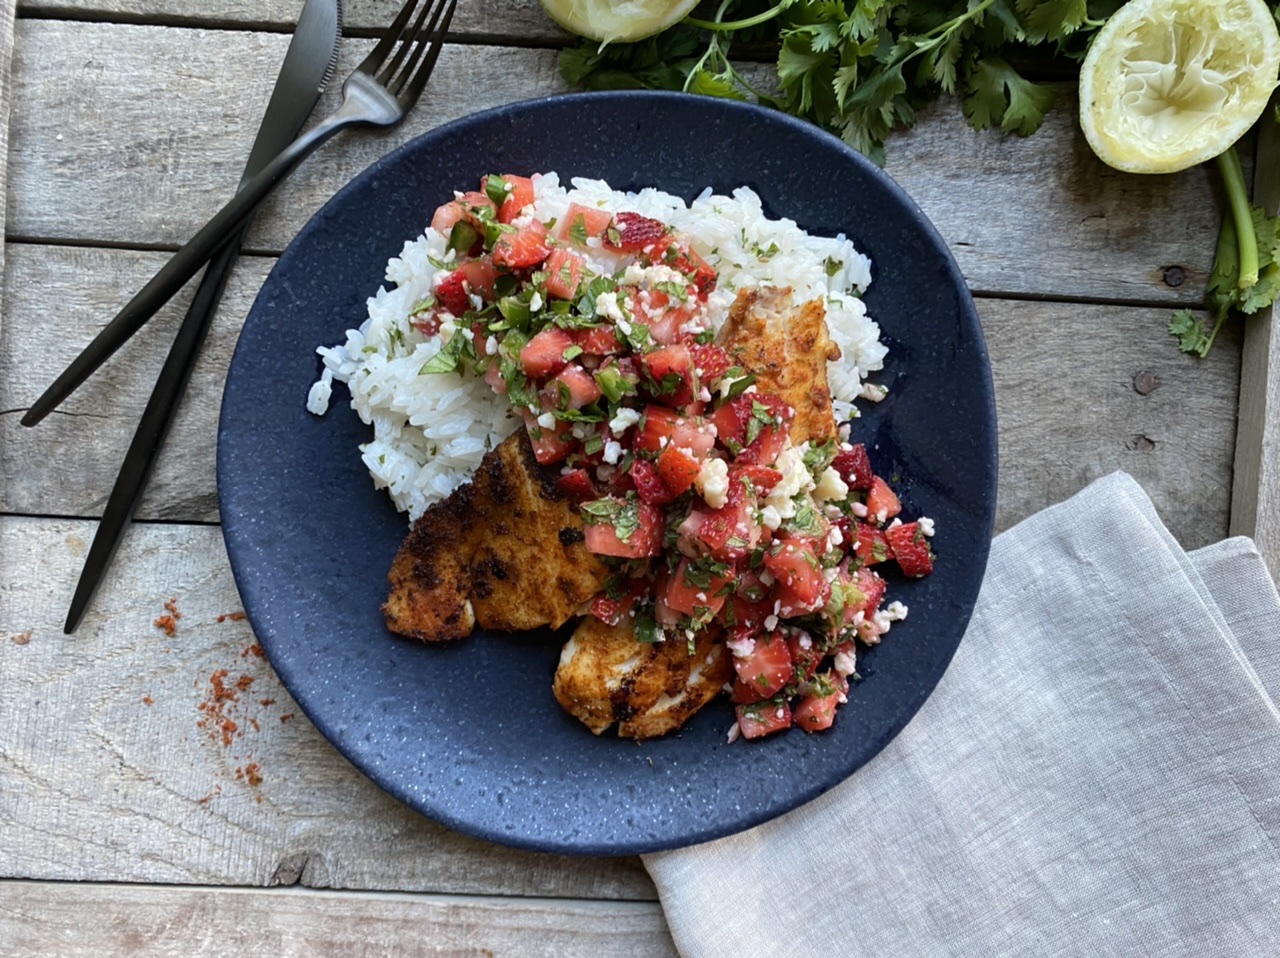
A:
[[23, 0, 459, 427]]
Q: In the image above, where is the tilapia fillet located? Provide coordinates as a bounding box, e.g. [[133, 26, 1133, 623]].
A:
[[717, 286, 841, 445], [386, 285, 840, 739], [552, 617, 732, 740], [383, 431, 609, 641]]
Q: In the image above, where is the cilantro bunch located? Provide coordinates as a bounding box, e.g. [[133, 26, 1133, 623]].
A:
[[560, 0, 1124, 164], [1169, 146, 1280, 358]]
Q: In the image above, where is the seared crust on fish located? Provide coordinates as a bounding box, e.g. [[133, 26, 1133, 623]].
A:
[[552, 617, 694, 735], [553, 619, 732, 740], [717, 286, 841, 445], [383, 431, 609, 641]]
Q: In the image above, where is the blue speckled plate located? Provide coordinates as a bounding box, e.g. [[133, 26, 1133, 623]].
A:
[[217, 91, 997, 856]]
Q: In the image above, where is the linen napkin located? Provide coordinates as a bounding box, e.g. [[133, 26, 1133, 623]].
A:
[[644, 472, 1280, 957]]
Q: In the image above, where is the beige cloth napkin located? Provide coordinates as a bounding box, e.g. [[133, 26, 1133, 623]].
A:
[[645, 472, 1280, 957]]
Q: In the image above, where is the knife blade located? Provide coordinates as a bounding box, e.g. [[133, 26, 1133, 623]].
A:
[[63, 0, 344, 634]]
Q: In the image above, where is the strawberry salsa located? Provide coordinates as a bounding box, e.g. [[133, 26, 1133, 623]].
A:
[[420, 173, 936, 740]]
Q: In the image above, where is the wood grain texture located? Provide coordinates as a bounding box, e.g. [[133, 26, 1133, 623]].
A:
[[20, 0, 572, 40], [0, 881, 677, 957], [0, 0, 14, 326], [0, 245, 1241, 547], [7, 21, 1221, 304], [1230, 96, 1280, 582], [7, 22, 571, 250], [0, 515, 655, 897]]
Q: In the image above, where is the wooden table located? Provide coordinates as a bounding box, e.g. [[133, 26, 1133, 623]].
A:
[[2, 2, 1274, 953]]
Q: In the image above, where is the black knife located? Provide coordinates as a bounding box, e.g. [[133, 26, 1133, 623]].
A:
[[63, 0, 344, 634]]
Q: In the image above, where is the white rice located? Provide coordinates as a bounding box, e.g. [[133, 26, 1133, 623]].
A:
[[308, 172, 887, 523]]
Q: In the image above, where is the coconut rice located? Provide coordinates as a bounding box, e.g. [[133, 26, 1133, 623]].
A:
[[307, 172, 887, 522]]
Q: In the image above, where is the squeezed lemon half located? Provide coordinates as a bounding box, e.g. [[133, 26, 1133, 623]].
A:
[[541, 0, 700, 43], [1079, 0, 1280, 174]]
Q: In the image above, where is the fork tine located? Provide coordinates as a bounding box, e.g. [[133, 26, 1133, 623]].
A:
[[373, 0, 439, 88], [388, 0, 457, 104], [356, 0, 427, 76]]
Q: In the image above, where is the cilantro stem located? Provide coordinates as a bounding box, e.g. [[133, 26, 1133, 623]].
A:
[[686, 0, 789, 32], [1216, 145, 1258, 289], [1198, 305, 1230, 358]]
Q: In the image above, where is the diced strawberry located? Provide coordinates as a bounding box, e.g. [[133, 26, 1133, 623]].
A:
[[588, 578, 647, 626], [570, 325, 623, 356], [543, 247, 585, 299], [581, 496, 663, 558], [731, 630, 794, 703], [493, 219, 551, 270], [731, 464, 782, 496], [794, 671, 847, 733], [763, 539, 827, 607], [684, 479, 758, 560], [635, 406, 716, 458], [606, 211, 668, 252], [853, 522, 891, 566], [833, 444, 874, 490], [662, 558, 733, 619], [640, 344, 696, 407], [724, 572, 771, 629], [689, 343, 732, 384], [430, 190, 495, 235], [546, 363, 602, 410], [459, 256, 499, 301], [557, 203, 614, 245], [520, 327, 575, 379], [647, 235, 716, 296], [866, 476, 902, 524], [852, 566, 886, 617], [735, 698, 792, 739], [433, 268, 471, 316], [787, 630, 824, 683], [885, 521, 934, 577], [521, 409, 575, 465], [736, 395, 793, 465], [492, 174, 535, 224], [555, 468, 597, 503], [630, 457, 675, 506], [656, 445, 701, 496]]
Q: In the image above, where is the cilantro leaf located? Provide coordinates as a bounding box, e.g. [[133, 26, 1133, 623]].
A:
[[1169, 310, 1211, 357]]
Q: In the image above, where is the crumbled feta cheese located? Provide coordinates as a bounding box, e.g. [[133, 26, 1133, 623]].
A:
[[797, 632, 813, 650], [536, 412, 556, 429], [726, 634, 756, 658], [443, 247, 457, 263], [727, 722, 741, 744], [695, 457, 729, 509], [529, 292, 544, 312], [851, 501, 868, 518], [884, 600, 908, 622], [859, 382, 888, 402], [763, 613, 779, 631], [594, 291, 626, 324], [834, 649, 857, 677], [764, 443, 814, 517], [760, 505, 782, 531], [758, 569, 776, 587], [602, 440, 623, 465], [467, 293, 484, 311], [887, 517, 903, 530], [609, 407, 641, 435], [571, 424, 586, 440], [918, 516, 936, 537], [484, 336, 498, 356], [812, 466, 849, 503]]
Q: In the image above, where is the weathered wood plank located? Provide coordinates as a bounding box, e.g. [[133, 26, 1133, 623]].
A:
[[1230, 97, 1280, 583], [6, 22, 572, 250], [19, 0, 572, 41], [0, 0, 14, 327], [0, 881, 677, 957], [0, 514, 655, 896], [7, 21, 1221, 303], [0, 244, 1240, 547]]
